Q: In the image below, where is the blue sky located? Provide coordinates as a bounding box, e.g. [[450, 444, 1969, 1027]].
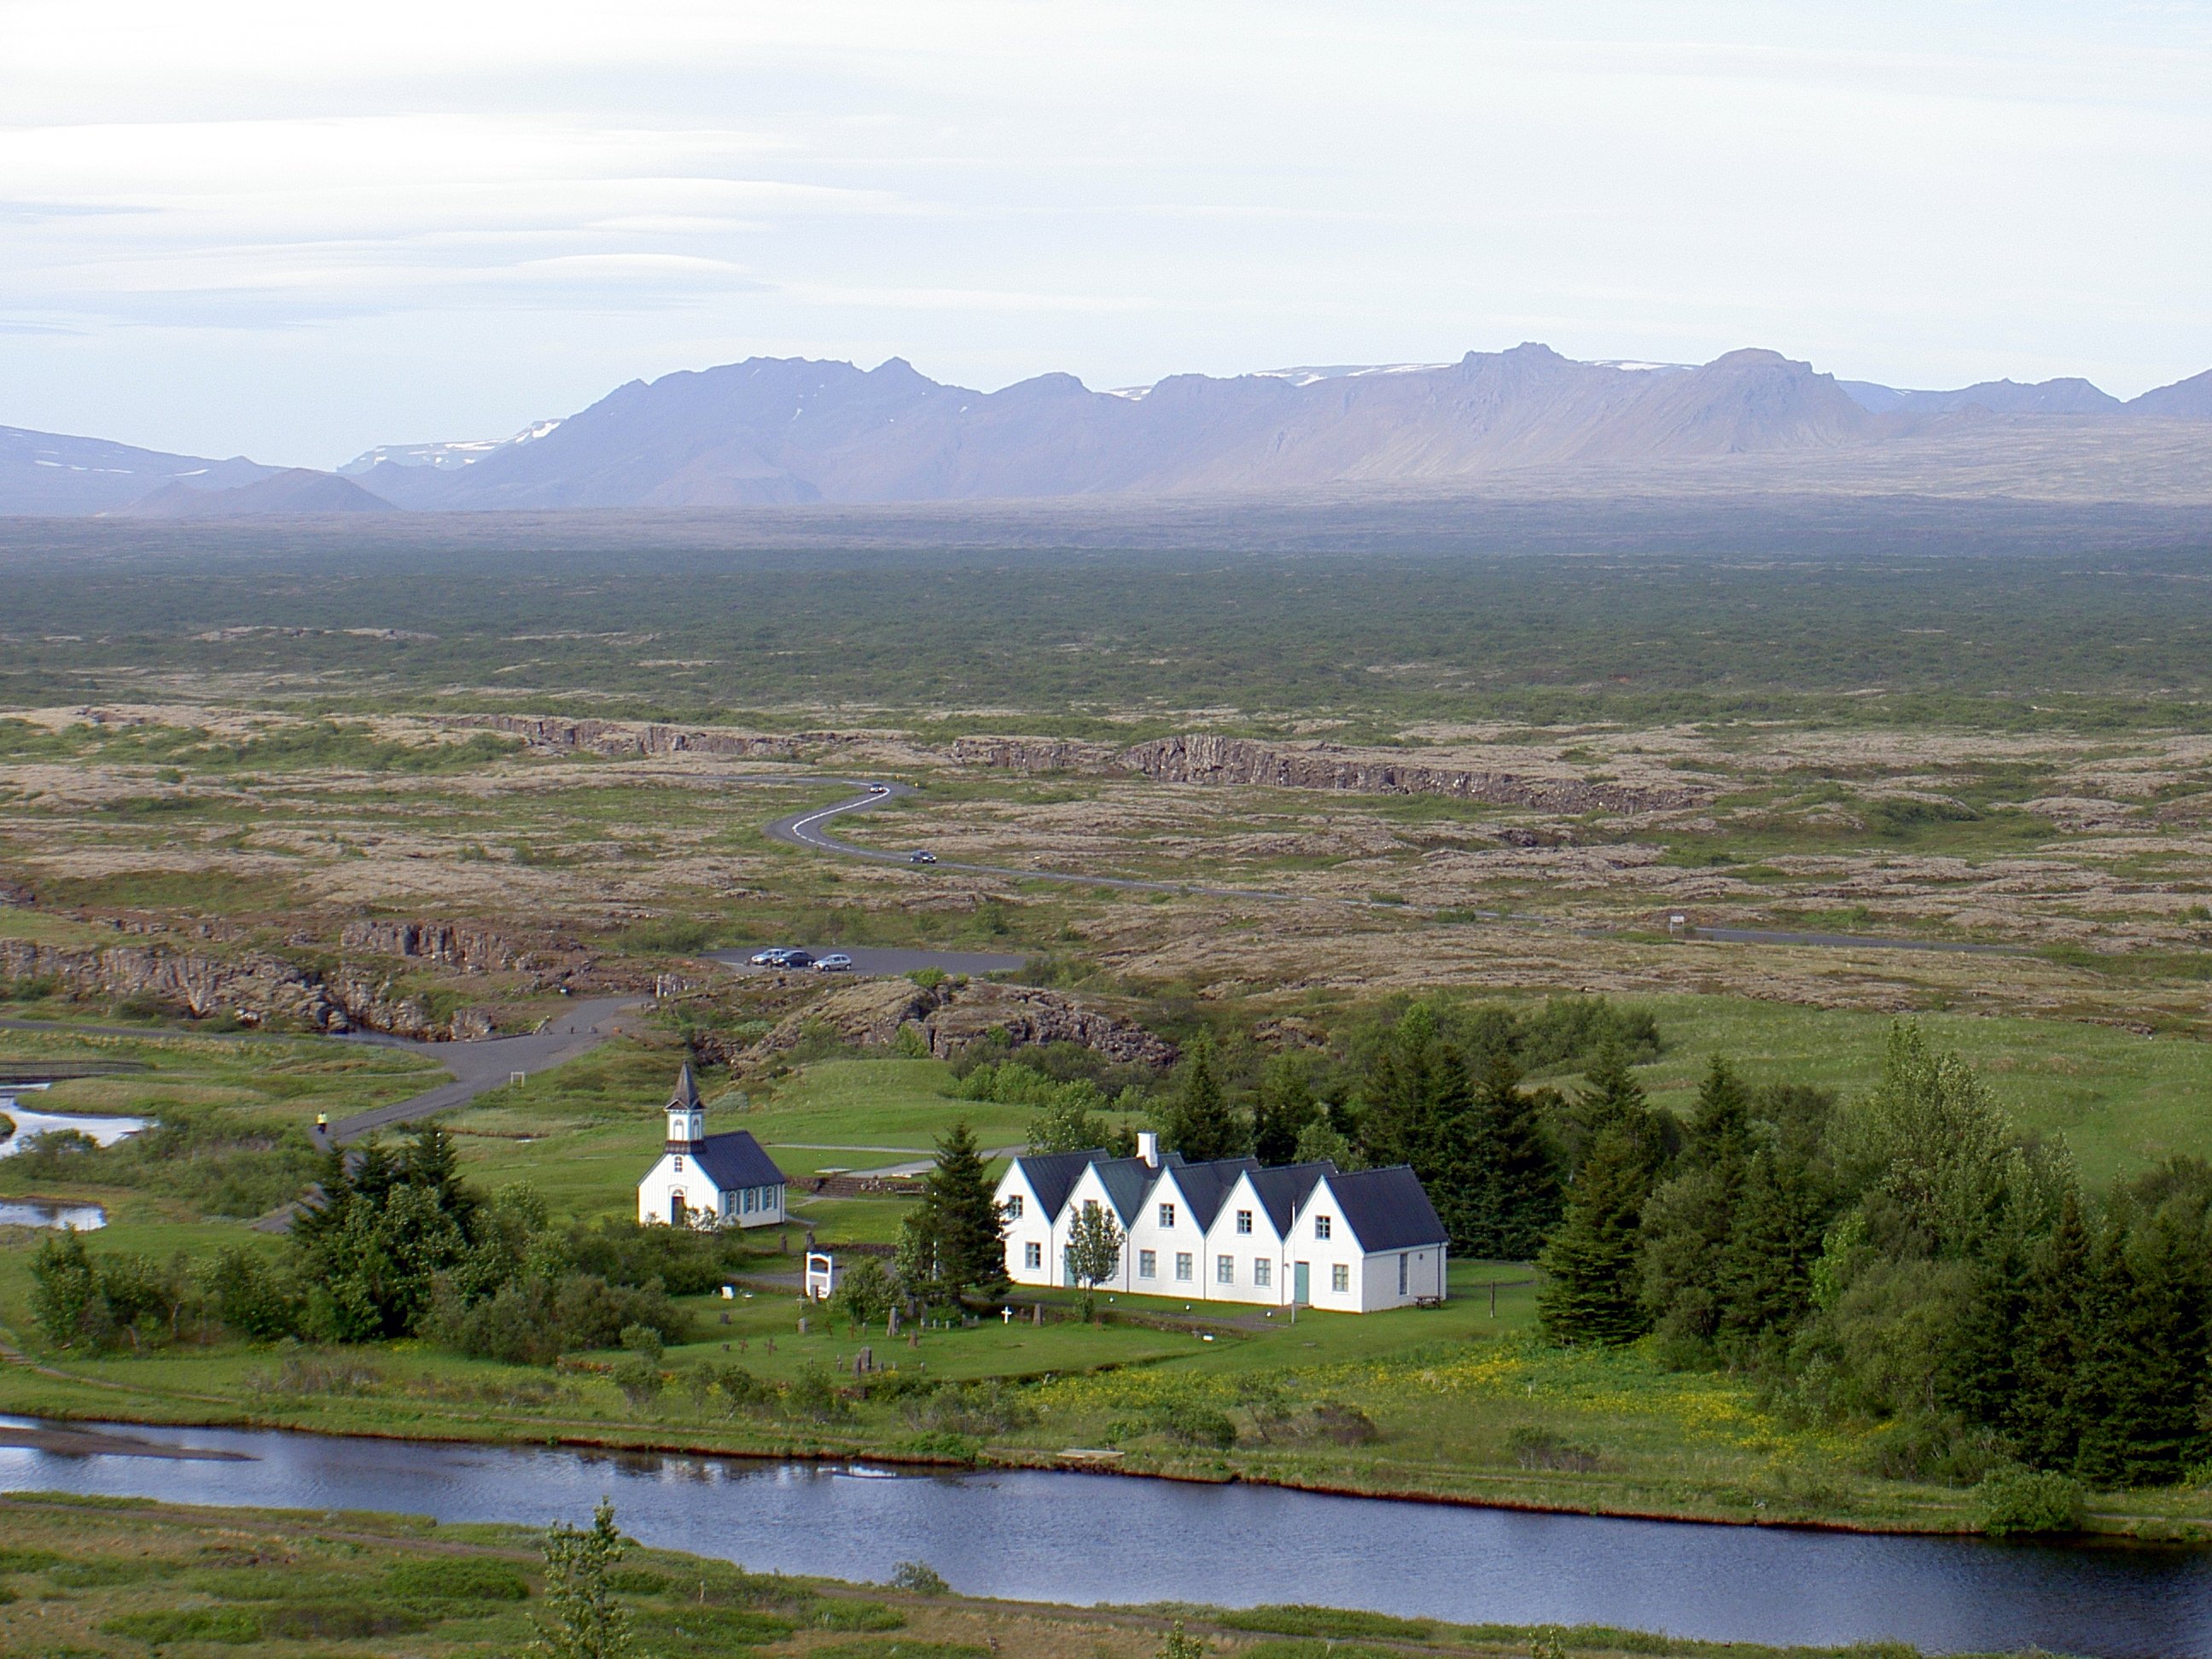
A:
[[3, 1, 2209, 466]]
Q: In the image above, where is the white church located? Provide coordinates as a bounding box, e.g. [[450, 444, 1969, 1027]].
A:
[[994, 1132, 1448, 1314], [636, 1064, 789, 1229]]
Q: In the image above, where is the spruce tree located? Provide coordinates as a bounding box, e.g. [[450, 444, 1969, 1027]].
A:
[[1461, 1051, 1560, 1260], [1251, 1054, 1319, 1165], [2007, 1185, 2093, 1470], [1361, 1004, 1452, 1167], [917, 1121, 1008, 1301], [1155, 1039, 1247, 1162], [2074, 1195, 2212, 1487], [1537, 1122, 1654, 1346], [1685, 1055, 1752, 1171], [1713, 1147, 1827, 1365]]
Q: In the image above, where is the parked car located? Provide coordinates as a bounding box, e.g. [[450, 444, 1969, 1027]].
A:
[[748, 947, 792, 966], [814, 953, 855, 972], [780, 951, 816, 969], [908, 850, 937, 864]]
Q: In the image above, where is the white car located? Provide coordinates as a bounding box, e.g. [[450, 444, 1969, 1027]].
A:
[[814, 953, 855, 972], [868, 783, 890, 795]]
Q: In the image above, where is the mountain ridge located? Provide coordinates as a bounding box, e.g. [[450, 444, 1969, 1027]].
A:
[[6, 344, 2211, 516]]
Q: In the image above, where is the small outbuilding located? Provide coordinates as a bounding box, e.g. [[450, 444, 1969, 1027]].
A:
[[636, 1063, 788, 1229]]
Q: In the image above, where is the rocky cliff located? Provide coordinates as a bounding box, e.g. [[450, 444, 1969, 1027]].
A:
[[0, 936, 495, 1040], [736, 975, 1175, 1069], [462, 714, 855, 760], [949, 731, 1689, 814]]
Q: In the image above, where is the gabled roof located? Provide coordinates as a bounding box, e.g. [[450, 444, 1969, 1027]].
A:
[[1322, 1164, 1448, 1252], [1091, 1152, 1171, 1224], [1242, 1161, 1336, 1237], [1162, 1156, 1261, 1231], [691, 1130, 785, 1191], [1008, 1148, 1109, 1220], [669, 1063, 702, 1110]]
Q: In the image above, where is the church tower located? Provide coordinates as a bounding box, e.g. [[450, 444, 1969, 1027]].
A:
[[665, 1062, 706, 1152]]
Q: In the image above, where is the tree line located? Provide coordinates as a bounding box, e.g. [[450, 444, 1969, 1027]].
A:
[[1537, 1023, 2212, 1489]]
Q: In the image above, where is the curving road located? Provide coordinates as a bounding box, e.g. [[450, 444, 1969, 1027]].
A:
[[753, 776, 2027, 958]]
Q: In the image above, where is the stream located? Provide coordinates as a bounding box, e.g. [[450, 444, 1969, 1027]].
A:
[[3, 1418, 2209, 1656]]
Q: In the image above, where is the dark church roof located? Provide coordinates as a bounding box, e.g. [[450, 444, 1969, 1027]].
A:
[[692, 1130, 785, 1190], [669, 1063, 703, 1110], [1324, 1165, 1448, 1252]]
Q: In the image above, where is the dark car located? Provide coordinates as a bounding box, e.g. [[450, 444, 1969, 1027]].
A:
[[908, 851, 937, 864], [779, 951, 816, 969]]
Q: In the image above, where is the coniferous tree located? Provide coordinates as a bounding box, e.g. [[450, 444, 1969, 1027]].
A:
[[2006, 1185, 2093, 1470], [1154, 1039, 1247, 1161], [1537, 1122, 1655, 1346], [1713, 1147, 1829, 1365], [1413, 1056, 1483, 1252], [1360, 1004, 1453, 1168], [1563, 1039, 1673, 1178], [1639, 1057, 1755, 1351], [1459, 1051, 1560, 1260], [900, 1121, 1008, 1303], [2074, 1192, 2212, 1487], [1251, 1053, 1319, 1165]]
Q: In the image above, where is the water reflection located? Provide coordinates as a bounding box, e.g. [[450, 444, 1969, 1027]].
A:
[[0, 1199, 106, 1229]]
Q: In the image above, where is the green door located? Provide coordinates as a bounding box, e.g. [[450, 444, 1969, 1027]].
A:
[[1293, 1261, 1310, 1303]]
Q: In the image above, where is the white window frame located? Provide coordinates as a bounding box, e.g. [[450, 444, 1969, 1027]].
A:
[[1004, 1193, 1024, 1219], [1024, 1241, 1043, 1271], [1236, 1209, 1253, 1235], [1314, 1214, 1332, 1240], [1254, 1259, 1272, 1288], [1332, 1263, 1350, 1293], [1158, 1202, 1177, 1228], [1174, 1251, 1193, 1283], [672, 1155, 684, 1173], [1216, 1254, 1234, 1284], [1138, 1249, 1157, 1278]]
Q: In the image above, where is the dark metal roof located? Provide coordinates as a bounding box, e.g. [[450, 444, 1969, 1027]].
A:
[[692, 1130, 785, 1191], [1322, 1165, 1448, 1252], [1009, 1149, 1109, 1220], [668, 1063, 702, 1110], [1092, 1153, 1170, 1224], [1243, 1161, 1336, 1237], [1161, 1157, 1261, 1231]]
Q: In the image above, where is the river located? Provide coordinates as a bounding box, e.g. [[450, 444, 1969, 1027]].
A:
[[3, 1418, 2208, 1656]]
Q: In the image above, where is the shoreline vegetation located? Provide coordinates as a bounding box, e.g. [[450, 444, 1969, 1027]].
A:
[[0, 1489, 2051, 1659]]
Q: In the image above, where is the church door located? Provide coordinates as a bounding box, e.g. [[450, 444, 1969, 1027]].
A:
[[671, 1193, 687, 1227]]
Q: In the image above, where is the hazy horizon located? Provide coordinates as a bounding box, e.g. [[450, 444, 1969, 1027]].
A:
[[6, 2, 2210, 467]]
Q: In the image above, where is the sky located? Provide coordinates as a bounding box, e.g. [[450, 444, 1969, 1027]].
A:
[[3, 1, 2209, 468]]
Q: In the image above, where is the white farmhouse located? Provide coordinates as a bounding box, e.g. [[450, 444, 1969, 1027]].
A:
[[996, 1132, 1447, 1313], [636, 1064, 788, 1229]]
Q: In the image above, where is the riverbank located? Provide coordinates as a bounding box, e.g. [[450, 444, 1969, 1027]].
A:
[[9, 1336, 2212, 1547], [0, 1487, 2050, 1659]]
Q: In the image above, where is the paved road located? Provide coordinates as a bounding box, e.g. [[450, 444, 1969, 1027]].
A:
[[317, 995, 642, 1149]]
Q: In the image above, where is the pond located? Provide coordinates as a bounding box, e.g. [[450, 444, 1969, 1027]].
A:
[[0, 1100, 149, 1159], [0, 1198, 105, 1229], [3, 1418, 2209, 1656]]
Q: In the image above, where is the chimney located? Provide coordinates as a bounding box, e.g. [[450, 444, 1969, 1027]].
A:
[[1137, 1131, 1160, 1168]]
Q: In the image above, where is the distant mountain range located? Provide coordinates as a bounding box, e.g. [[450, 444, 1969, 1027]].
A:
[[6, 345, 2210, 516]]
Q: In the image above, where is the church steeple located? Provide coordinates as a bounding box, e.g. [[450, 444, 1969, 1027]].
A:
[[666, 1063, 706, 1151]]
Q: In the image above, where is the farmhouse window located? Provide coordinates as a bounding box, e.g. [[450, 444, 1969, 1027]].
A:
[[1236, 1209, 1253, 1234], [1216, 1254, 1234, 1284], [1175, 1252, 1193, 1282], [1332, 1264, 1350, 1293], [1254, 1260, 1272, 1288], [1158, 1202, 1176, 1228], [1025, 1242, 1043, 1270], [1004, 1194, 1024, 1219], [1139, 1249, 1157, 1278], [1314, 1214, 1332, 1240]]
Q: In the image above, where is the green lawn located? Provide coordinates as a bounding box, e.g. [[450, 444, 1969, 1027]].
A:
[[1611, 992, 2212, 1186]]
